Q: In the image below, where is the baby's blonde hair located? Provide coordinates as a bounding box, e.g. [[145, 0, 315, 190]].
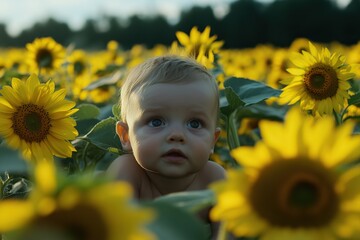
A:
[[119, 55, 219, 122]]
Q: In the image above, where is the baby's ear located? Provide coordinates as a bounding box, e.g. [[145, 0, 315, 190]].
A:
[[213, 127, 221, 144], [116, 121, 132, 151]]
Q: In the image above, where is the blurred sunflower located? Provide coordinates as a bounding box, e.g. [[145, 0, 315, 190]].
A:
[[0, 55, 6, 77], [26, 37, 65, 75], [5, 48, 28, 74], [288, 37, 312, 54], [0, 161, 155, 240], [266, 48, 292, 89], [88, 86, 117, 104], [279, 41, 355, 116], [176, 26, 224, 68], [347, 42, 360, 80], [238, 118, 260, 135], [67, 50, 89, 77], [210, 107, 360, 239], [0, 74, 78, 162]]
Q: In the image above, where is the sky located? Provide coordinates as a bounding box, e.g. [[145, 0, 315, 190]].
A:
[[0, 0, 351, 37]]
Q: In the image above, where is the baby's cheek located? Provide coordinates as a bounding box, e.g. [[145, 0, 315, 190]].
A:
[[136, 138, 160, 158]]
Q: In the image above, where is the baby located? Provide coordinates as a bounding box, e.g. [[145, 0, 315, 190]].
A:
[[106, 55, 226, 237]]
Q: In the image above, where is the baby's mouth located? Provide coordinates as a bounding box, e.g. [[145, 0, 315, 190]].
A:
[[162, 149, 187, 163]]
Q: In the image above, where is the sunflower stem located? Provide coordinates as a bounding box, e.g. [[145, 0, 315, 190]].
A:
[[227, 111, 240, 150], [333, 111, 342, 126], [216, 222, 227, 240], [340, 105, 350, 122], [82, 141, 90, 171]]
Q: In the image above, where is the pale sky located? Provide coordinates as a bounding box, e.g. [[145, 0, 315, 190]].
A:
[[0, 0, 351, 37]]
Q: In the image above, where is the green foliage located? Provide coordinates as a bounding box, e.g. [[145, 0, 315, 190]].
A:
[[80, 117, 121, 151], [73, 103, 101, 121], [154, 189, 215, 213], [0, 144, 29, 174], [220, 77, 284, 151], [0, 146, 31, 200], [142, 201, 209, 240], [223, 77, 281, 106]]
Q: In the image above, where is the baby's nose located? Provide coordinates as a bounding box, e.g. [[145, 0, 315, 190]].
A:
[[167, 128, 185, 143]]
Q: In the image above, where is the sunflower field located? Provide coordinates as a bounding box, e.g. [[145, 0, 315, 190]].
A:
[[1, 26, 360, 240]]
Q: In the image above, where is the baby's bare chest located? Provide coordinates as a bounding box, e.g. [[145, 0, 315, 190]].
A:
[[137, 174, 209, 200]]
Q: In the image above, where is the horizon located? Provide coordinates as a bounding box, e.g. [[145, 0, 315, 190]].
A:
[[0, 0, 351, 37]]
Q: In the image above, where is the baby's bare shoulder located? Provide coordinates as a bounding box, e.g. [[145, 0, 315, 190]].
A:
[[199, 161, 227, 184], [106, 154, 144, 182]]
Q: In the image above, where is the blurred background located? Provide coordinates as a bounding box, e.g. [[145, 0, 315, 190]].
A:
[[0, 0, 358, 49]]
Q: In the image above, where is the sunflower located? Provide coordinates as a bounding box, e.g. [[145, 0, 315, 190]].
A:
[[176, 26, 224, 68], [266, 48, 292, 89], [288, 37, 312, 54], [238, 118, 260, 135], [210, 107, 360, 239], [5, 48, 28, 74], [0, 74, 78, 162], [279, 41, 355, 116], [67, 50, 90, 77], [0, 161, 155, 240], [26, 37, 65, 75]]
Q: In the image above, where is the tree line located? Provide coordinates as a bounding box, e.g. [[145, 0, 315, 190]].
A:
[[0, 0, 360, 50]]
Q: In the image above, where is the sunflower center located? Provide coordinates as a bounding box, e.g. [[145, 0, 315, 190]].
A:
[[12, 104, 51, 142], [288, 180, 318, 208], [36, 48, 53, 68], [304, 63, 338, 100], [30, 204, 109, 240], [249, 159, 338, 228], [74, 61, 85, 75]]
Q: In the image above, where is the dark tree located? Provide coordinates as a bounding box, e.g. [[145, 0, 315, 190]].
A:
[[176, 6, 220, 36], [16, 18, 72, 47], [264, 0, 339, 47], [340, 0, 360, 45], [0, 23, 12, 46], [220, 0, 267, 48]]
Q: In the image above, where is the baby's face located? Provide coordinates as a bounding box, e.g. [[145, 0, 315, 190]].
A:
[[125, 79, 219, 178]]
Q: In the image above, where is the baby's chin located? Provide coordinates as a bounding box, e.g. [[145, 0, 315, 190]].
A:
[[144, 167, 198, 179]]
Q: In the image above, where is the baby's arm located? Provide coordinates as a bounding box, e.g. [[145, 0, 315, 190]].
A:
[[106, 154, 142, 198], [203, 161, 227, 239], [205, 161, 227, 182]]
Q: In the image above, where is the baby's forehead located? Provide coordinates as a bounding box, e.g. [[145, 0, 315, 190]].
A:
[[145, 71, 212, 86], [131, 81, 218, 114]]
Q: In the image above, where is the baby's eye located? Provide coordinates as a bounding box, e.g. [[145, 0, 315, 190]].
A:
[[187, 119, 202, 129], [148, 118, 165, 127]]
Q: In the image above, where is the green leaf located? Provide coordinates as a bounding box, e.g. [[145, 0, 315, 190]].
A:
[[112, 104, 121, 121], [76, 118, 101, 136], [236, 103, 288, 121], [348, 92, 360, 106], [224, 77, 281, 106], [71, 140, 107, 172], [99, 104, 115, 120], [2, 177, 32, 199], [0, 144, 29, 174], [81, 117, 121, 151], [220, 87, 245, 117], [73, 103, 100, 121], [95, 151, 119, 171], [142, 201, 209, 240], [154, 189, 215, 213]]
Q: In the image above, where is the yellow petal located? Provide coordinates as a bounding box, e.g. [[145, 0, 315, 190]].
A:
[[35, 160, 57, 194], [0, 200, 34, 232]]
